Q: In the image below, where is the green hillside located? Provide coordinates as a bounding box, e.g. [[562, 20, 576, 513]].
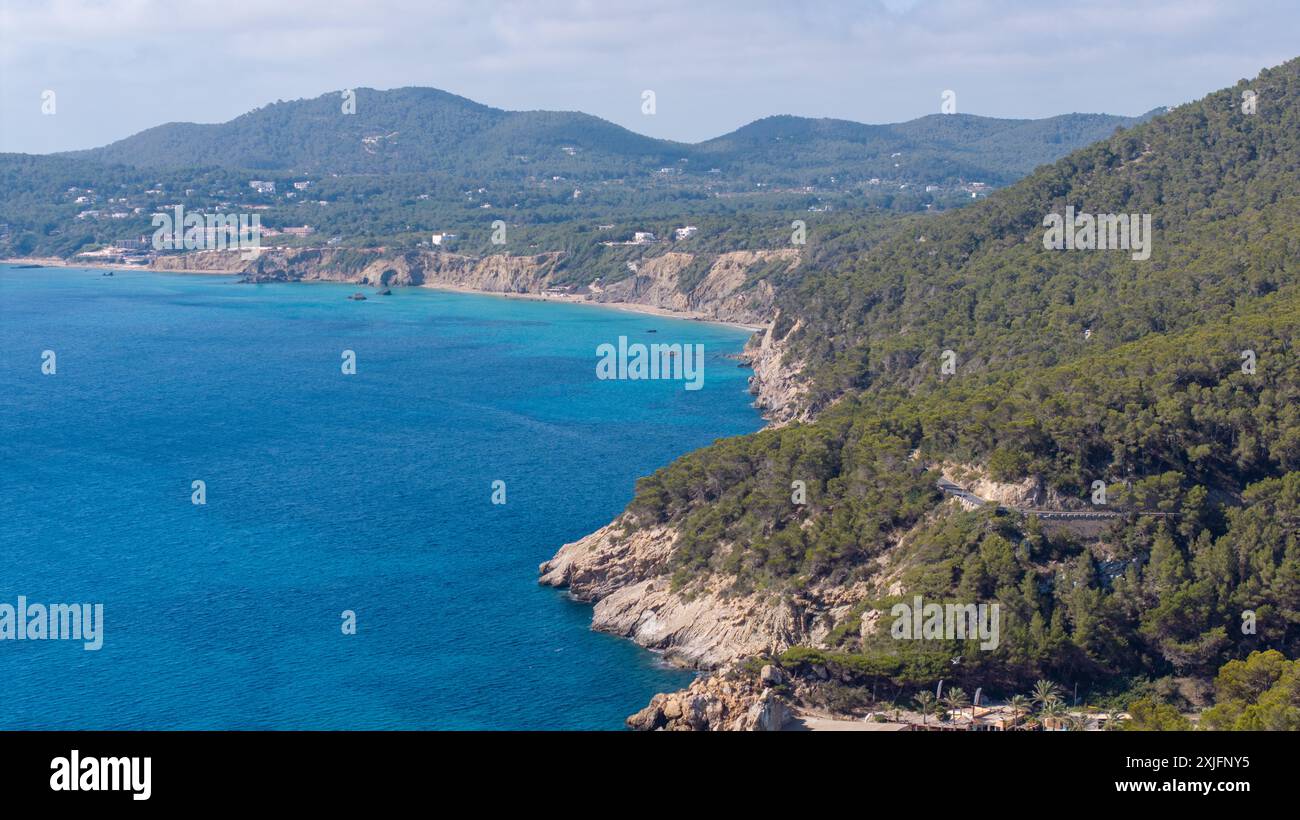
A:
[[65, 87, 679, 178], [623, 58, 1300, 696], [60, 87, 1147, 185], [694, 110, 1159, 185], [1, 90, 1148, 261]]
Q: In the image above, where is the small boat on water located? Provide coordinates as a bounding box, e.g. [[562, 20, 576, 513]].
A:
[[377, 288, 392, 295], [349, 292, 367, 301], [102, 271, 114, 276]]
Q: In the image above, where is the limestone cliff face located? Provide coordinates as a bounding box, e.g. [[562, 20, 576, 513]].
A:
[[936, 461, 1076, 509], [539, 517, 866, 670], [538, 520, 791, 668], [594, 252, 694, 313], [592, 249, 796, 326], [233, 248, 563, 292], [740, 311, 811, 427], [147, 250, 251, 273]]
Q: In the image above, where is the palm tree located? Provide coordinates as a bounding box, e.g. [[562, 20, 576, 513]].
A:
[[1008, 694, 1031, 727], [913, 692, 935, 726], [943, 686, 970, 722], [1031, 679, 1062, 713], [1039, 695, 1065, 729]]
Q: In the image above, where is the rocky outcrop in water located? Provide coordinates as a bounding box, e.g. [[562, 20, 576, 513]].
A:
[[625, 663, 792, 731]]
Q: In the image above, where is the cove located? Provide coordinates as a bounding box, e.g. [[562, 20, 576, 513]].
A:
[[0, 265, 763, 729]]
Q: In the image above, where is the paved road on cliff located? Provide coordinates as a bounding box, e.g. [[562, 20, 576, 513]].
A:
[[935, 479, 1176, 519]]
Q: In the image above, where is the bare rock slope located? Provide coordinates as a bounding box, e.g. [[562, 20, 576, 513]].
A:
[[539, 518, 866, 670]]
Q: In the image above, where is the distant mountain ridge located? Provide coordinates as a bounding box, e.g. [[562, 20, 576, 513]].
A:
[[62, 86, 1156, 185]]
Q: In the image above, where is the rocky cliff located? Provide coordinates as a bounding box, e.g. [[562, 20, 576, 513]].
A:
[[739, 311, 811, 427], [538, 517, 867, 669], [227, 247, 564, 292], [625, 663, 792, 731], [592, 249, 795, 327]]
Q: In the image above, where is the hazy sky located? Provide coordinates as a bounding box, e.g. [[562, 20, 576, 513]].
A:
[[1, 0, 1295, 154]]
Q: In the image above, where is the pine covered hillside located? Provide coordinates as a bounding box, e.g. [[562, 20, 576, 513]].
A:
[[64, 87, 678, 178], [60, 86, 1146, 185], [780, 65, 1298, 410], [614, 57, 1300, 695], [692, 110, 1159, 186]]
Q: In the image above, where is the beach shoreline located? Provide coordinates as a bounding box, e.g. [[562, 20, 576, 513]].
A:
[[0, 255, 234, 275], [1, 256, 767, 332], [415, 281, 765, 331]]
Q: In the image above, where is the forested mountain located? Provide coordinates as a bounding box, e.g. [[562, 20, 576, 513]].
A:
[[60, 86, 1147, 185], [1, 89, 1149, 262], [693, 110, 1159, 186], [620, 57, 1300, 699], [64, 87, 677, 178]]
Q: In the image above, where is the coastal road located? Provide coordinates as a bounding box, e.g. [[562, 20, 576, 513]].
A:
[[935, 479, 1176, 519]]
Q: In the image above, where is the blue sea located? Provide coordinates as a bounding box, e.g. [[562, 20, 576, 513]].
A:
[[0, 265, 763, 729]]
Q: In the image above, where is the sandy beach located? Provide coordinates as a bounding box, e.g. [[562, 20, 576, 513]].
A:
[[0, 256, 235, 275], [416, 281, 766, 331], [787, 708, 916, 731]]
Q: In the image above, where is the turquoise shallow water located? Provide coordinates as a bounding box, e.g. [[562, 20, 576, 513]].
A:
[[0, 265, 762, 729]]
